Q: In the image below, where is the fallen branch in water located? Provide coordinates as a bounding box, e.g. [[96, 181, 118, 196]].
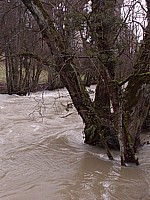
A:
[[60, 112, 74, 118]]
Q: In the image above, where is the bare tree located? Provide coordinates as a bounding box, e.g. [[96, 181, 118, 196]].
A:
[[0, 0, 50, 94], [19, 0, 149, 165]]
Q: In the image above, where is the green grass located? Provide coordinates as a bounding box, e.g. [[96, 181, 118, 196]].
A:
[[0, 64, 6, 83], [39, 70, 48, 83], [0, 63, 48, 84]]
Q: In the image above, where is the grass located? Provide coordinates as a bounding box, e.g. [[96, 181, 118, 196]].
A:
[[0, 64, 6, 83], [0, 53, 48, 84], [0, 63, 48, 84], [39, 70, 48, 83]]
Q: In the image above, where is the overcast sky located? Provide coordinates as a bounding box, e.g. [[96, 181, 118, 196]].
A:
[[121, 0, 147, 40]]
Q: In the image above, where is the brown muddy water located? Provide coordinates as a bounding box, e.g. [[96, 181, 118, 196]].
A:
[[0, 88, 149, 200]]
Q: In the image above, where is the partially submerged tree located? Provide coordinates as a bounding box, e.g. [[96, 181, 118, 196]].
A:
[[20, 0, 149, 165]]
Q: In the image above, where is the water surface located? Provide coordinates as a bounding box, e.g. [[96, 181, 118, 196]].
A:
[[0, 89, 149, 200]]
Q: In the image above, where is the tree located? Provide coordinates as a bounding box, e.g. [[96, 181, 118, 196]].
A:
[[0, 0, 50, 94], [20, 0, 149, 165]]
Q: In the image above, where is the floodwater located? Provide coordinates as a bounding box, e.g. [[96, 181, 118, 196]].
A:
[[0, 88, 149, 200]]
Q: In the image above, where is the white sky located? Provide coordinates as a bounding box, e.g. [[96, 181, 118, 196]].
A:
[[83, 0, 147, 41], [121, 0, 147, 40]]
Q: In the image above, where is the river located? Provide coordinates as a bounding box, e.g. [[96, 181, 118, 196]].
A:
[[0, 88, 149, 200]]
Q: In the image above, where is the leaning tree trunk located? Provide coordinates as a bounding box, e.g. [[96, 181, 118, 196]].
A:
[[21, 0, 115, 160]]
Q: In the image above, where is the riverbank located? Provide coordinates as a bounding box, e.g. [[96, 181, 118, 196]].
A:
[[0, 82, 51, 94]]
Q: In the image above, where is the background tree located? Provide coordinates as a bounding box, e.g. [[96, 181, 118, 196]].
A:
[[0, 0, 50, 94]]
